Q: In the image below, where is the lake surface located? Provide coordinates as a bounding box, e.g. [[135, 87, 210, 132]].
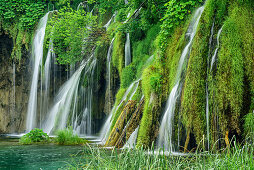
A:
[[0, 136, 86, 170]]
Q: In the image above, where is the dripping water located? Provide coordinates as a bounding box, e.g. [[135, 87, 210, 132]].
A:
[[210, 26, 223, 71]]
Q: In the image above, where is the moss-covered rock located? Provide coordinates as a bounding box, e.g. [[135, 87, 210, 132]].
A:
[[105, 100, 137, 147], [115, 97, 145, 148]]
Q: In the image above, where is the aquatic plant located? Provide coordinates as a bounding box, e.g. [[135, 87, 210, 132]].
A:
[[19, 128, 49, 145]]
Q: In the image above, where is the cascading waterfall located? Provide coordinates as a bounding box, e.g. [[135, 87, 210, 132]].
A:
[[73, 57, 97, 135], [210, 26, 223, 71], [42, 55, 96, 135], [125, 33, 131, 67], [123, 126, 139, 149], [40, 40, 55, 128], [26, 12, 49, 132], [158, 5, 205, 151]]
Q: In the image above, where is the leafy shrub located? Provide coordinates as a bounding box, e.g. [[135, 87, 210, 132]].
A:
[[19, 128, 49, 145], [159, 0, 203, 52], [56, 127, 86, 145], [47, 5, 98, 65]]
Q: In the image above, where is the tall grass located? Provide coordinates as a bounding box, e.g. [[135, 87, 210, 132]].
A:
[[66, 142, 254, 169], [56, 127, 86, 145]]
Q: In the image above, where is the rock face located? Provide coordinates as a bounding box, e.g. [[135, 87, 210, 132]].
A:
[[0, 34, 30, 133]]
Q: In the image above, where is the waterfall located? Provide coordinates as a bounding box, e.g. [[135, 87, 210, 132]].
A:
[[105, 38, 115, 114], [42, 55, 96, 135], [26, 12, 49, 132], [158, 5, 205, 151], [210, 26, 223, 71], [39, 40, 55, 128], [125, 33, 131, 67], [123, 126, 139, 149]]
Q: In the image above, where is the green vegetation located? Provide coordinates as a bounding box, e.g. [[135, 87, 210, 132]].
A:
[[46, 6, 98, 65], [1, 0, 253, 154], [159, 0, 203, 52], [181, 0, 215, 147], [19, 129, 49, 145], [56, 127, 86, 145], [0, 0, 47, 60], [244, 112, 254, 143], [67, 143, 254, 169], [215, 2, 244, 136]]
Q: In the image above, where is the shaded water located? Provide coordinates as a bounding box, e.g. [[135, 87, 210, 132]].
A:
[[0, 137, 84, 170]]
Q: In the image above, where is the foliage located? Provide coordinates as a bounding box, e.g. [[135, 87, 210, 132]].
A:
[[0, 0, 46, 30], [19, 128, 49, 145], [0, 0, 47, 59], [47, 6, 98, 64], [159, 0, 203, 52], [56, 127, 86, 145]]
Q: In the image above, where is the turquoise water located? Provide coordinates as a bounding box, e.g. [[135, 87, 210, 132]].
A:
[[0, 137, 85, 170]]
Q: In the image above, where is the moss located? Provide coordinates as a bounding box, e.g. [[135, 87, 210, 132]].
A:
[[131, 83, 143, 102], [121, 64, 136, 88], [215, 0, 229, 26], [110, 101, 125, 131], [112, 31, 125, 79], [215, 6, 244, 135], [136, 93, 161, 148], [228, 2, 254, 111], [181, 0, 215, 145], [114, 88, 127, 106], [136, 96, 153, 148]]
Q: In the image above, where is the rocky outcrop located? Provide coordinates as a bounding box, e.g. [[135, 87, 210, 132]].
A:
[[0, 34, 30, 133]]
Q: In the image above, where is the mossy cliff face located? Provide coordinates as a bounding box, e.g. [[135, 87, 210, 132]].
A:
[[0, 34, 30, 133]]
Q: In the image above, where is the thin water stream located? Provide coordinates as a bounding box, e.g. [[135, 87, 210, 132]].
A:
[[158, 5, 205, 152]]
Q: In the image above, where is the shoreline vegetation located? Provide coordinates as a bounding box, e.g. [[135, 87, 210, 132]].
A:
[[16, 129, 254, 169]]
